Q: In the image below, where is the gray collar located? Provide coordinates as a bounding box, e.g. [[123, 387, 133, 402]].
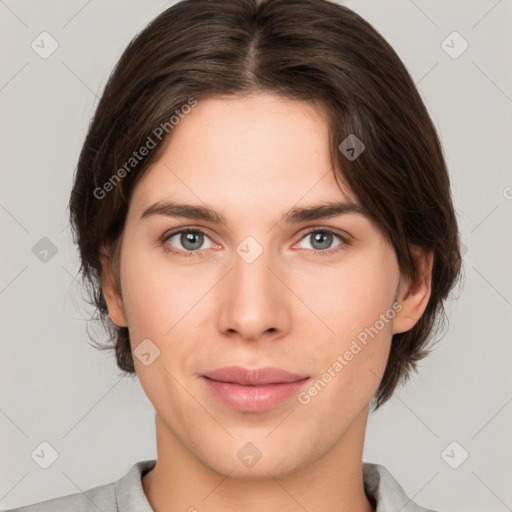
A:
[[363, 463, 437, 511]]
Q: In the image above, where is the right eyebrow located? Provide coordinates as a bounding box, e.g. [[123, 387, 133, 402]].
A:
[[140, 201, 226, 223]]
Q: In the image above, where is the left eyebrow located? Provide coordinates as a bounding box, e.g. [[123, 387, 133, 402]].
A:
[[282, 200, 369, 223], [140, 199, 369, 224]]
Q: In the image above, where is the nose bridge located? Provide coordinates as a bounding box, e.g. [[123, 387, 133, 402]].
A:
[[234, 240, 274, 296], [216, 235, 290, 340]]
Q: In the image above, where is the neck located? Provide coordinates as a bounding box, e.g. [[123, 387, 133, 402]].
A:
[[142, 410, 374, 512]]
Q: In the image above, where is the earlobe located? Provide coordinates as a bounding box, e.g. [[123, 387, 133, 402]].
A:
[[99, 243, 128, 328], [393, 246, 433, 335]]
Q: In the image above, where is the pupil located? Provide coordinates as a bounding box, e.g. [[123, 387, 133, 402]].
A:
[[313, 232, 331, 250], [182, 232, 202, 250]]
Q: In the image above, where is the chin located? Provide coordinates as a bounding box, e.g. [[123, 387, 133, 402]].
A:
[[194, 437, 318, 482]]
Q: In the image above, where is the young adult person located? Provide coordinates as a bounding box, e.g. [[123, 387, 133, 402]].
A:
[[9, 0, 462, 510]]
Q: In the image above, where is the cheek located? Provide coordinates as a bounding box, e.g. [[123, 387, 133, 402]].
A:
[[318, 243, 399, 344], [302, 245, 399, 401], [117, 239, 184, 344], [117, 243, 200, 407]]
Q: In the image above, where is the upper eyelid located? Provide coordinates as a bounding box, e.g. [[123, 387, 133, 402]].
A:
[[163, 225, 350, 247]]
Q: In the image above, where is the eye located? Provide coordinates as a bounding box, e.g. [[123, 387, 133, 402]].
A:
[[162, 228, 217, 257], [296, 228, 349, 255], [161, 227, 350, 258]]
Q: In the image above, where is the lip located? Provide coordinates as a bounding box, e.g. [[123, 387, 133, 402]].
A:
[[201, 366, 310, 412]]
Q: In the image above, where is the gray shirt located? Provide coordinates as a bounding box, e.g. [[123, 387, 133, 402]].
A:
[[6, 460, 438, 511]]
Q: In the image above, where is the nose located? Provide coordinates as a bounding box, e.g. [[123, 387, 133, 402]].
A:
[[216, 242, 292, 343]]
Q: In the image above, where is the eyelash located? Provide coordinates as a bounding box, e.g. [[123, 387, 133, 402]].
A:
[[160, 227, 351, 259]]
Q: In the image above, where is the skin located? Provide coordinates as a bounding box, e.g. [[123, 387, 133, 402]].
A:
[[100, 94, 433, 512]]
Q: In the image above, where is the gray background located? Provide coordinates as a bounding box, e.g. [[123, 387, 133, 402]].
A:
[[1, 0, 511, 510]]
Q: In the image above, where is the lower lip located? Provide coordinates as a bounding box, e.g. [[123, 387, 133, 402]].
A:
[[201, 377, 310, 412]]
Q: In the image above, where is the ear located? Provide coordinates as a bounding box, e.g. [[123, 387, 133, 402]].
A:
[[99, 242, 128, 327], [393, 245, 434, 334]]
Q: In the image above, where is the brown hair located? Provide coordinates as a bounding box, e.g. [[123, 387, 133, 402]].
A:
[[69, 0, 463, 408]]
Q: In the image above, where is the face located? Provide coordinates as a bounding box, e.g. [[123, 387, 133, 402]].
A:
[[102, 94, 423, 480]]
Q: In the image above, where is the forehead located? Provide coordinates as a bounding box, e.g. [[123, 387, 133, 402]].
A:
[[131, 94, 357, 218]]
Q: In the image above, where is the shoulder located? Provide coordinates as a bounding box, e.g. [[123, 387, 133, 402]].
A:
[[4, 482, 116, 512], [5, 459, 156, 512], [363, 462, 439, 512]]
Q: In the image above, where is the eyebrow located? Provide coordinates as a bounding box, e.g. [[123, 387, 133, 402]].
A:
[[140, 199, 368, 224]]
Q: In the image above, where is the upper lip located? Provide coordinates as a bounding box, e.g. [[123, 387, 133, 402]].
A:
[[202, 366, 309, 386]]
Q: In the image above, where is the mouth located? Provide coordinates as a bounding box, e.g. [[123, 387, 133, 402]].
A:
[[201, 366, 311, 412]]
